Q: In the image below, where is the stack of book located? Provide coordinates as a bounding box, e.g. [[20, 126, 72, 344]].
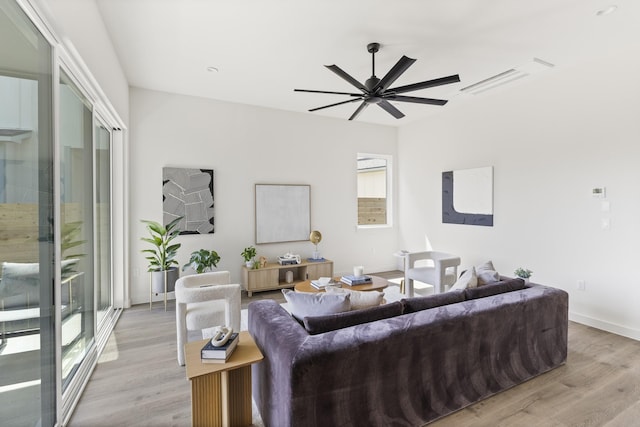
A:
[[201, 332, 239, 363], [340, 275, 373, 286]]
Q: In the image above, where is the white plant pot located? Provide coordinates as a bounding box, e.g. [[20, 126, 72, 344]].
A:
[[246, 260, 254, 268]]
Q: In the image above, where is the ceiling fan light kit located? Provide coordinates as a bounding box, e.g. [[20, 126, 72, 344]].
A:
[[295, 42, 460, 120]]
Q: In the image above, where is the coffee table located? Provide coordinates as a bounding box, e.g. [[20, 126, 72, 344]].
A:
[[294, 275, 388, 293], [185, 331, 263, 427]]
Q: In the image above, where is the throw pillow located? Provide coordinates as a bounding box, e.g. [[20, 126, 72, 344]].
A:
[[303, 301, 403, 335], [476, 260, 500, 285], [281, 289, 351, 322], [449, 267, 478, 291], [401, 290, 466, 314], [1, 262, 40, 296], [324, 286, 384, 310], [463, 278, 525, 300]]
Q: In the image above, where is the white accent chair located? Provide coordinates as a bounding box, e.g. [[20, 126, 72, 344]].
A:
[[175, 271, 241, 366], [403, 251, 461, 297]]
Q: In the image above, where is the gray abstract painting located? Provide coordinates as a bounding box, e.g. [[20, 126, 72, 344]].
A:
[[163, 167, 214, 234]]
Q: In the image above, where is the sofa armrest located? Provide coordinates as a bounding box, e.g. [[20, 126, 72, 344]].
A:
[[249, 300, 311, 427]]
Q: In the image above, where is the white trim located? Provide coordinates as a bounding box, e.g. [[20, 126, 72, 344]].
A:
[[569, 311, 640, 341]]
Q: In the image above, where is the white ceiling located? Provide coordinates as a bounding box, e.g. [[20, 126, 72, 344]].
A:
[[94, 0, 639, 127]]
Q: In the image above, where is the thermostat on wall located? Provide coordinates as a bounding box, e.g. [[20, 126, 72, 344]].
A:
[[592, 187, 606, 198]]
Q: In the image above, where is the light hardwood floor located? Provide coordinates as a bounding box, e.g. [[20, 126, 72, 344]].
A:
[[69, 281, 640, 426]]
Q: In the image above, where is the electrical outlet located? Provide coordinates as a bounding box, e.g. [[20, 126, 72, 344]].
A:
[[577, 280, 586, 291]]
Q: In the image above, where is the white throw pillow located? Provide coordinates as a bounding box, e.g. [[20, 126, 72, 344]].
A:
[[324, 286, 384, 310], [449, 267, 478, 291], [476, 260, 500, 285], [281, 289, 351, 321]]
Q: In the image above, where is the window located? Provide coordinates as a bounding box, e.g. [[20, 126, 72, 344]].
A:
[[357, 153, 392, 226]]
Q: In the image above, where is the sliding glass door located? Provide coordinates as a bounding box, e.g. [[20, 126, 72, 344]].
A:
[[0, 1, 56, 425], [1, 2, 118, 424], [58, 70, 96, 392]]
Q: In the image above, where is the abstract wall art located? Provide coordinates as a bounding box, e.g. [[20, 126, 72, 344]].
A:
[[442, 166, 494, 226], [255, 184, 310, 244], [163, 167, 214, 234]]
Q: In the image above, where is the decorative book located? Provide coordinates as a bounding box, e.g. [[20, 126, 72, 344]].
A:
[[201, 332, 239, 362], [340, 275, 372, 286], [310, 277, 334, 290]]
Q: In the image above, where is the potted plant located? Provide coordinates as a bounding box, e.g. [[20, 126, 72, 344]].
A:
[[141, 217, 182, 293], [183, 249, 221, 274], [514, 267, 533, 283], [241, 246, 257, 268]]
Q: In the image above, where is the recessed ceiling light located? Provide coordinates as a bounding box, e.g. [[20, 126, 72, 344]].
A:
[[207, 66, 219, 72], [596, 5, 618, 16]]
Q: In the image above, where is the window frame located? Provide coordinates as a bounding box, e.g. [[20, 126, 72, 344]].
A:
[[356, 152, 393, 229]]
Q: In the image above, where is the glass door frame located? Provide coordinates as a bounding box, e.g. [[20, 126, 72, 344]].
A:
[[93, 114, 116, 335]]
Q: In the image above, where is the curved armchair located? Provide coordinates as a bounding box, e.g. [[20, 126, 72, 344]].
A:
[[404, 251, 461, 297], [175, 271, 241, 366]]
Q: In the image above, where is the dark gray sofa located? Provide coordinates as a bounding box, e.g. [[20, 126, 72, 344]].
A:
[[248, 280, 568, 427]]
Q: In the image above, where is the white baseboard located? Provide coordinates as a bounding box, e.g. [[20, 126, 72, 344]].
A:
[[569, 311, 640, 341]]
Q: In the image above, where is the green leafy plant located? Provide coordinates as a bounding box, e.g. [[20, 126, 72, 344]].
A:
[[514, 267, 533, 279], [60, 220, 86, 278], [141, 217, 182, 272], [241, 246, 257, 263], [183, 249, 221, 274]]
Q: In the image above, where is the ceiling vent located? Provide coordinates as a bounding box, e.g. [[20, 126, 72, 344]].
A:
[[459, 58, 554, 96]]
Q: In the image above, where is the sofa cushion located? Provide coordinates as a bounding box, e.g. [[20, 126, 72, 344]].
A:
[[476, 260, 500, 285], [303, 301, 403, 335], [324, 286, 384, 310], [463, 278, 525, 300], [282, 289, 351, 321], [401, 290, 466, 314], [449, 267, 478, 291]]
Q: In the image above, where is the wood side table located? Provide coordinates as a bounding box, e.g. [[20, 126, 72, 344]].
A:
[[185, 331, 263, 427]]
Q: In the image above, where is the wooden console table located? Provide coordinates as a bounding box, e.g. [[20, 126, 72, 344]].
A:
[[242, 259, 333, 297], [185, 331, 263, 427]]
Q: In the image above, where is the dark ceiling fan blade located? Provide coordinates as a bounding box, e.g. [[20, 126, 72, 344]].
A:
[[349, 101, 369, 120], [374, 55, 416, 93], [389, 74, 460, 95], [294, 89, 362, 97], [377, 100, 405, 119], [386, 95, 448, 106], [309, 97, 363, 112], [325, 65, 368, 92]]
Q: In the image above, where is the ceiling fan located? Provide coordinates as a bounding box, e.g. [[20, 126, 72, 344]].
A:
[[295, 42, 460, 121]]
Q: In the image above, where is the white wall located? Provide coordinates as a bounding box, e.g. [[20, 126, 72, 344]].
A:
[[398, 47, 640, 339], [129, 88, 398, 305]]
